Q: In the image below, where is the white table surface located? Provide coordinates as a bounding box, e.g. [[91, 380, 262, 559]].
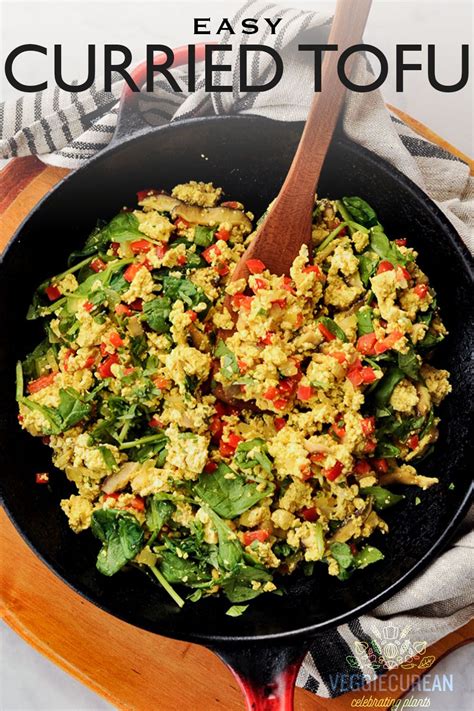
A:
[[0, 1, 472, 709]]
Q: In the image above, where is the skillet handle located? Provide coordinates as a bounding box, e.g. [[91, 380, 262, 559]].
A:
[[210, 642, 308, 711], [114, 44, 208, 142]]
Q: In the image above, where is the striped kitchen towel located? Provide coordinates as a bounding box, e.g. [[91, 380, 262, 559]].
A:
[[1, 0, 473, 698]]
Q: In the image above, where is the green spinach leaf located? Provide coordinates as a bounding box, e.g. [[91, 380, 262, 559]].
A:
[[342, 197, 379, 228], [162, 276, 210, 313], [143, 296, 172, 333], [397, 349, 420, 381], [206, 509, 243, 571], [215, 340, 239, 380], [226, 604, 249, 617], [318, 316, 348, 342], [194, 462, 272, 519], [91, 509, 144, 576], [358, 253, 379, 287], [373, 367, 406, 411], [194, 226, 215, 247], [222, 565, 274, 603], [356, 307, 374, 336], [146, 496, 175, 538], [360, 486, 404, 510], [370, 231, 407, 266], [57, 388, 91, 430], [353, 545, 384, 569], [234, 438, 273, 473], [159, 551, 212, 587], [330, 542, 353, 570]]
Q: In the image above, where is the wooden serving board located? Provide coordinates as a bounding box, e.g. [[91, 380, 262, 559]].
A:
[[1, 112, 473, 711]]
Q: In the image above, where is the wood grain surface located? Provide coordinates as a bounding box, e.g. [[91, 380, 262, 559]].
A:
[[1, 113, 472, 710]]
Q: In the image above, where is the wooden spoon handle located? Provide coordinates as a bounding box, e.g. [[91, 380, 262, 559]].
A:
[[235, 0, 372, 277], [281, 0, 373, 210]]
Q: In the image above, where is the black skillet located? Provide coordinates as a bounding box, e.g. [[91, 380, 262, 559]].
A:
[[1, 48, 473, 710]]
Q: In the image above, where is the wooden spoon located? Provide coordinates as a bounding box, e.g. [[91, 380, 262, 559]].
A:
[[215, 0, 372, 406], [228, 0, 372, 285]]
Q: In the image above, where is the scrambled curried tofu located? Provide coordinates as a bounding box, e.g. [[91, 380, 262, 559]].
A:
[[17, 186, 451, 612]]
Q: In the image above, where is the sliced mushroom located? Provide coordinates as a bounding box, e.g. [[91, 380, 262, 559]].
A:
[[330, 500, 373, 543], [304, 439, 329, 454], [102, 462, 139, 494], [140, 193, 182, 212], [379, 464, 438, 490], [415, 383, 431, 416], [189, 324, 211, 352], [172, 203, 252, 231]]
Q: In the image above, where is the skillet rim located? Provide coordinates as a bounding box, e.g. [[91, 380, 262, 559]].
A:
[[1, 114, 473, 645]]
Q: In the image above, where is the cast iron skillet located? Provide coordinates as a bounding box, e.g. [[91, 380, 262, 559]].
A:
[[1, 54, 473, 710]]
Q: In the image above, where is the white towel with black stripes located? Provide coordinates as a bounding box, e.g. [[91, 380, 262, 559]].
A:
[[0, 0, 472, 698]]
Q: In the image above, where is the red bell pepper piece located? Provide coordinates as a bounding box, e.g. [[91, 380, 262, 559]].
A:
[[377, 260, 394, 275], [414, 284, 429, 299], [215, 228, 230, 242], [35, 472, 49, 484], [374, 330, 403, 354], [227, 433, 243, 449], [281, 276, 296, 294], [220, 201, 241, 209], [407, 434, 419, 450], [300, 507, 318, 522], [302, 265, 324, 281], [130, 239, 152, 254], [395, 238, 407, 246], [324, 460, 344, 481], [310, 452, 326, 464], [356, 333, 378, 355], [130, 496, 145, 512], [27, 372, 57, 394], [215, 262, 229, 276], [246, 259, 266, 274], [232, 294, 253, 311], [361, 416, 376, 436], [318, 323, 336, 341], [251, 277, 268, 292], [373, 458, 389, 474], [243, 530, 269, 546], [204, 460, 218, 474], [148, 416, 164, 429], [115, 303, 132, 316], [129, 298, 143, 311], [124, 263, 145, 283], [259, 332, 274, 346], [109, 332, 124, 349], [45, 285, 61, 301], [90, 257, 107, 273], [264, 386, 278, 401], [297, 385, 314, 401], [155, 243, 168, 259], [354, 459, 371, 476], [273, 417, 286, 431], [154, 376, 171, 390], [330, 421, 346, 439], [210, 415, 224, 442], [98, 354, 119, 378], [202, 244, 221, 263], [397, 266, 411, 281]]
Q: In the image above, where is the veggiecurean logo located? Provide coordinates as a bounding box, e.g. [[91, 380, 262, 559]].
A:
[[325, 623, 455, 703]]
